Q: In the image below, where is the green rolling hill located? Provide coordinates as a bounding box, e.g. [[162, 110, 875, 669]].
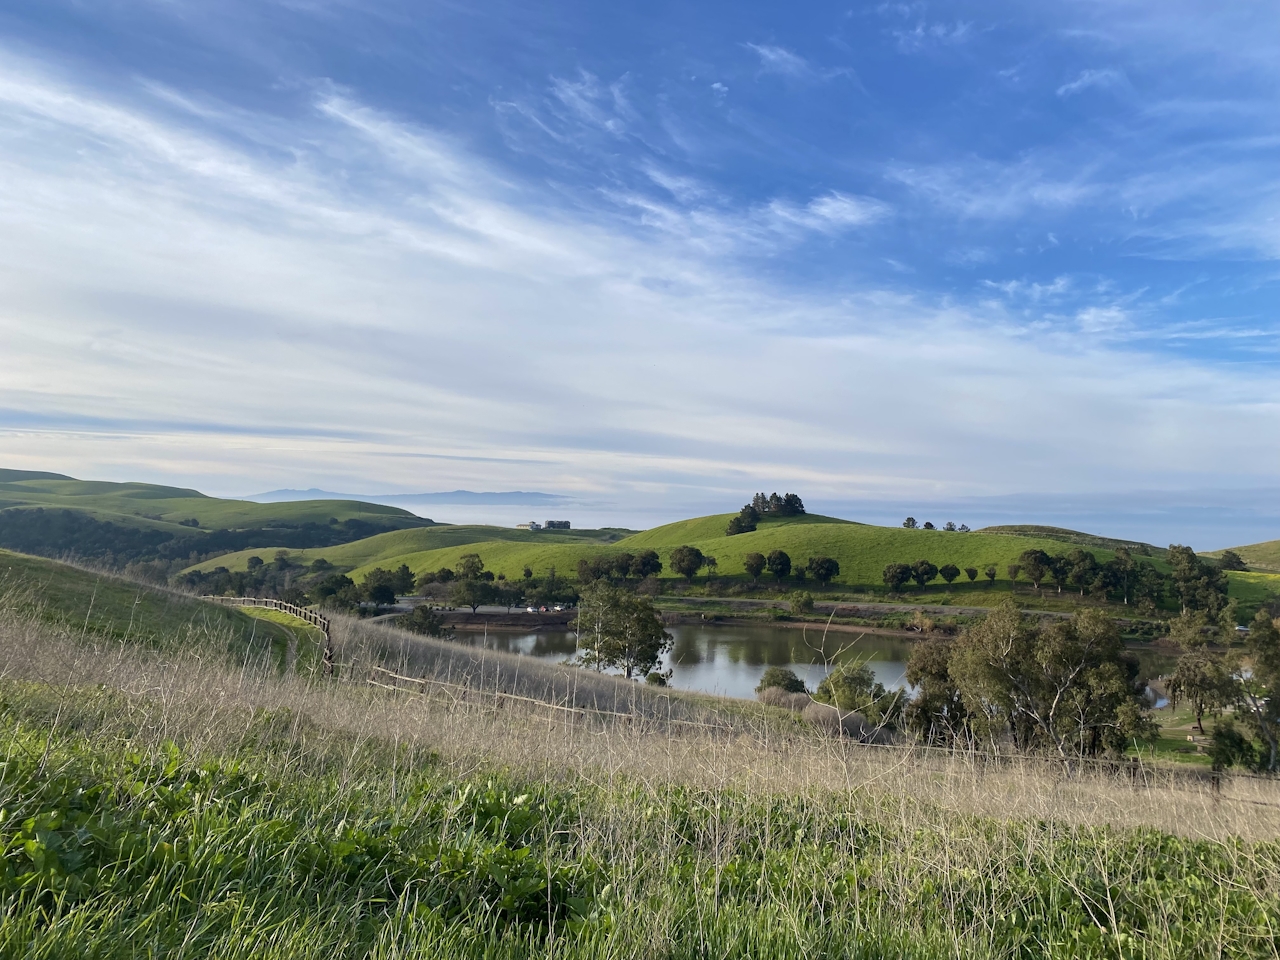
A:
[[0, 469, 426, 532], [184, 511, 1194, 595], [1207, 538, 1280, 573], [975, 524, 1169, 559], [184, 523, 633, 574], [0, 469, 434, 567], [0, 548, 294, 654]]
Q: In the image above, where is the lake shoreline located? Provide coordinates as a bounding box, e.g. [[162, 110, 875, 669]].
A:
[[437, 609, 929, 639]]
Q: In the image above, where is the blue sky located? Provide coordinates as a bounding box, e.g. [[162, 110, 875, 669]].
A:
[[0, 1, 1277, 545]]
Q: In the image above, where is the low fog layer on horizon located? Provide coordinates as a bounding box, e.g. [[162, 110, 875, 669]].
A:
[[238, 486, 1280, 551], [0, 1, 1277, 548]]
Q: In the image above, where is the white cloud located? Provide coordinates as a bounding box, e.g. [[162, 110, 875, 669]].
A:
[[768, 192, 889, 233], [1075, 304, 1130, 334], [887, 157, 1098, 219], [0, 50, 1277, 512], [603, 187, 888, 254], [744, 43, 813, 78], [890, 21, 973, 52], [1057, 68, 1126, 98]]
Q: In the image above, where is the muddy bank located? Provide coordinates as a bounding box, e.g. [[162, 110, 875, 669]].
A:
[[439, 611, 575, 631], [663, 613, 926, 640]]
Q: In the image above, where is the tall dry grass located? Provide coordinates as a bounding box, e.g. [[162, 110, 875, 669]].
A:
[[8, 586, 1280, 957], [3, 592, 1278, 844]]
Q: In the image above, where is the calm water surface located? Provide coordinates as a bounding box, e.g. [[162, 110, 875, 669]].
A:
[[452, 623, 911, 700], [449, 622, 1177, 701]]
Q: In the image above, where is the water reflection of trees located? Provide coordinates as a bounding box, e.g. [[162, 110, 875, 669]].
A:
[[447, 625, 922, 691], [664, 625, 917, 670], [452, 630, 578, 658], [670, 631, 703, 666]]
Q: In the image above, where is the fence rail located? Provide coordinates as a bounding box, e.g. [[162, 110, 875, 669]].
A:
[[200, 596, 330, 642]]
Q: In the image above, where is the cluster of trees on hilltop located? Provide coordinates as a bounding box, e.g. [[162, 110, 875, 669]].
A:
[[902, 518, 970, 532], [726, 492, 805, 535]]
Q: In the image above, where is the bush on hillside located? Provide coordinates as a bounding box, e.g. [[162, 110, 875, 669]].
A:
[[669, 545, 705, 581], [806, 555, 839, 584], [1219, 550, 1248, 572], [725, 504, 759, 536], [401, 604, 447, 637], [814, 662, 903, 727], [755, 666, 806, 694], [882, 562, 911, 592]]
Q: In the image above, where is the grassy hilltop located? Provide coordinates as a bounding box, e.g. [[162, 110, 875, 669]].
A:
[[1209, 538, 1280, 573], [189, 511, 1137, 590], [0, 469, 426, 532], [183, 509, 1280, 614]]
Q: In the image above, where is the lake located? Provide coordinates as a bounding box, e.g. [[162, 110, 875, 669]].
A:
[[452, 623, 912, 700], [449, 622, 1178, 701]]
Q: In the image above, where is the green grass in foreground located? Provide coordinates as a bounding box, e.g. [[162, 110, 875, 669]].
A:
[[2, 681, 1279, 960]]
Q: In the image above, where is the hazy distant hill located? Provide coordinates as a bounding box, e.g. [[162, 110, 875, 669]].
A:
[[246, 487, 572, 506], [0, 470, 432, 567]]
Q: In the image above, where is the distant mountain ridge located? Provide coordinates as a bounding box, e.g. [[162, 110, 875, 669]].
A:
[[245, 488, 573, 506]]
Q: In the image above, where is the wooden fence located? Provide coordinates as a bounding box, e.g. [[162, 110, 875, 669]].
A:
[[201, 596, 330, 642]]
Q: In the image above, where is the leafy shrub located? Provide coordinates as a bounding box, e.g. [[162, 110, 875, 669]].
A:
[[813, 662, 902, 726], [755, 666, 806, 694], [789, 591, 815, 615]]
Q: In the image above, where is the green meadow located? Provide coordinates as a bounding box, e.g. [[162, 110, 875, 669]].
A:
[[188, 512, 1139, 592]]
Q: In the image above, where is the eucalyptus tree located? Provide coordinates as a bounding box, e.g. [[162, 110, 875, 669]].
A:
[[575, 582, 672, 679]]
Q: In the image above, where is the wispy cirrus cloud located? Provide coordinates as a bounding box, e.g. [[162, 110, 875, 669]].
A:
[[886, 157, 1098, 220], [743, 42, 854, 83], [744, 43, 812, 78], [1057, 68, 1126, 98]]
